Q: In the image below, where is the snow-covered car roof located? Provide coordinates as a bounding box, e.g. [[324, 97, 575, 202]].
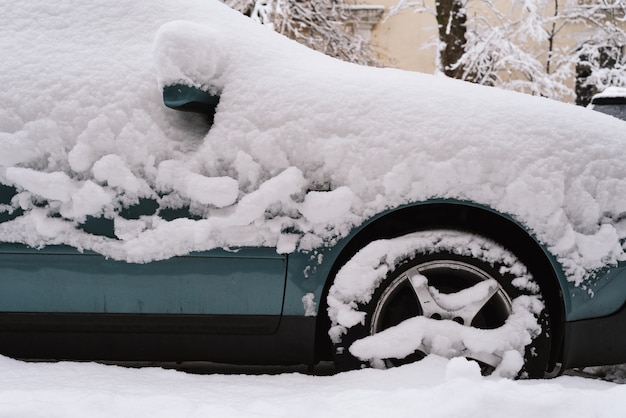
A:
[[1, 0, 625, 285], [591, 86, 626, 101]]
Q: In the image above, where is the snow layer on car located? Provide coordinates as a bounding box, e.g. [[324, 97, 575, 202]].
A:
[[0, 1, 625, 285]]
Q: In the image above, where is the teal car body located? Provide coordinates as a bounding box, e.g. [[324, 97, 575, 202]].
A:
[[3, 0, 626, 381], [1, 182, 625, 370], [1, 84, 625, 374]]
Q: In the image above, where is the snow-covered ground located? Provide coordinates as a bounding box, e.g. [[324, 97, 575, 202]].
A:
[[0, 355, 624, 418]]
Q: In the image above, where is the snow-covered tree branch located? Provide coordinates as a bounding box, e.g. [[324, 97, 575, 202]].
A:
[[223, 0, 380, 65], [392, 0, 626, 103]]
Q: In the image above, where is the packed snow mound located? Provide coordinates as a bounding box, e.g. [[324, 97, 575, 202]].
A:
[[1, 1, 625, 283]]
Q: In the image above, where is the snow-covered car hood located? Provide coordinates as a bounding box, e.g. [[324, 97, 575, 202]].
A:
[[1, 0, 625, 285]]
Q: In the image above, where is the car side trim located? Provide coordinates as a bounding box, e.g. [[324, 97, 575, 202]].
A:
[[0, 312, 279, 334], [0, 314, 317, 364]]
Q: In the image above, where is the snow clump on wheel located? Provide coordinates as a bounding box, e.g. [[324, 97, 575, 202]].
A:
[[327, 230, 546, 378]]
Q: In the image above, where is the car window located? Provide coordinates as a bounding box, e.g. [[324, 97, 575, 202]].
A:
[[590, 103, 626, 121]]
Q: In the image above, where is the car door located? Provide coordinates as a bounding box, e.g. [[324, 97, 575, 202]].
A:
[[0, 243, 286, 334]]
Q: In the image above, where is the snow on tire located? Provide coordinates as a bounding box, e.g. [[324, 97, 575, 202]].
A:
[[327, 229, 551, 378]]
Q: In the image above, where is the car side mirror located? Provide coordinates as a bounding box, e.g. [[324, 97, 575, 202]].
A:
[[162, 84, 220, 118]]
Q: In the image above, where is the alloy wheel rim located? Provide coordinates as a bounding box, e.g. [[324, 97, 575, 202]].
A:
[[370, 259, 513, 368]]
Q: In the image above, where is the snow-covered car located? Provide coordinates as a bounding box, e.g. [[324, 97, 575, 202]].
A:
[[1, 0, 625, 379], [589, 87, 626, 121]]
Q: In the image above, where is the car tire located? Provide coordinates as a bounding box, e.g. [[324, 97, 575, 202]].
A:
[[328, 229, 551, 378]]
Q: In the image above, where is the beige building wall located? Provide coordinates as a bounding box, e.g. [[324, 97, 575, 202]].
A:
[[359, 0, 577, 74], [359, 0, 438, 73]]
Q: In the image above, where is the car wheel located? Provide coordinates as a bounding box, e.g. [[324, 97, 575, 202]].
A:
[[327, 229, 551, 378]]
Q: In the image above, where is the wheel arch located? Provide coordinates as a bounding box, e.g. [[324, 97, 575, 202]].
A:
[[314, 200, 566, 371]]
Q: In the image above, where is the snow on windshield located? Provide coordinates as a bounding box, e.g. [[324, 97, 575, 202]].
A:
[[1, 0, 625, 285]]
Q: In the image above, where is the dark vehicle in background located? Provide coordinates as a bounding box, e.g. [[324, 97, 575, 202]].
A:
[[589, 87, 626, 121]]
